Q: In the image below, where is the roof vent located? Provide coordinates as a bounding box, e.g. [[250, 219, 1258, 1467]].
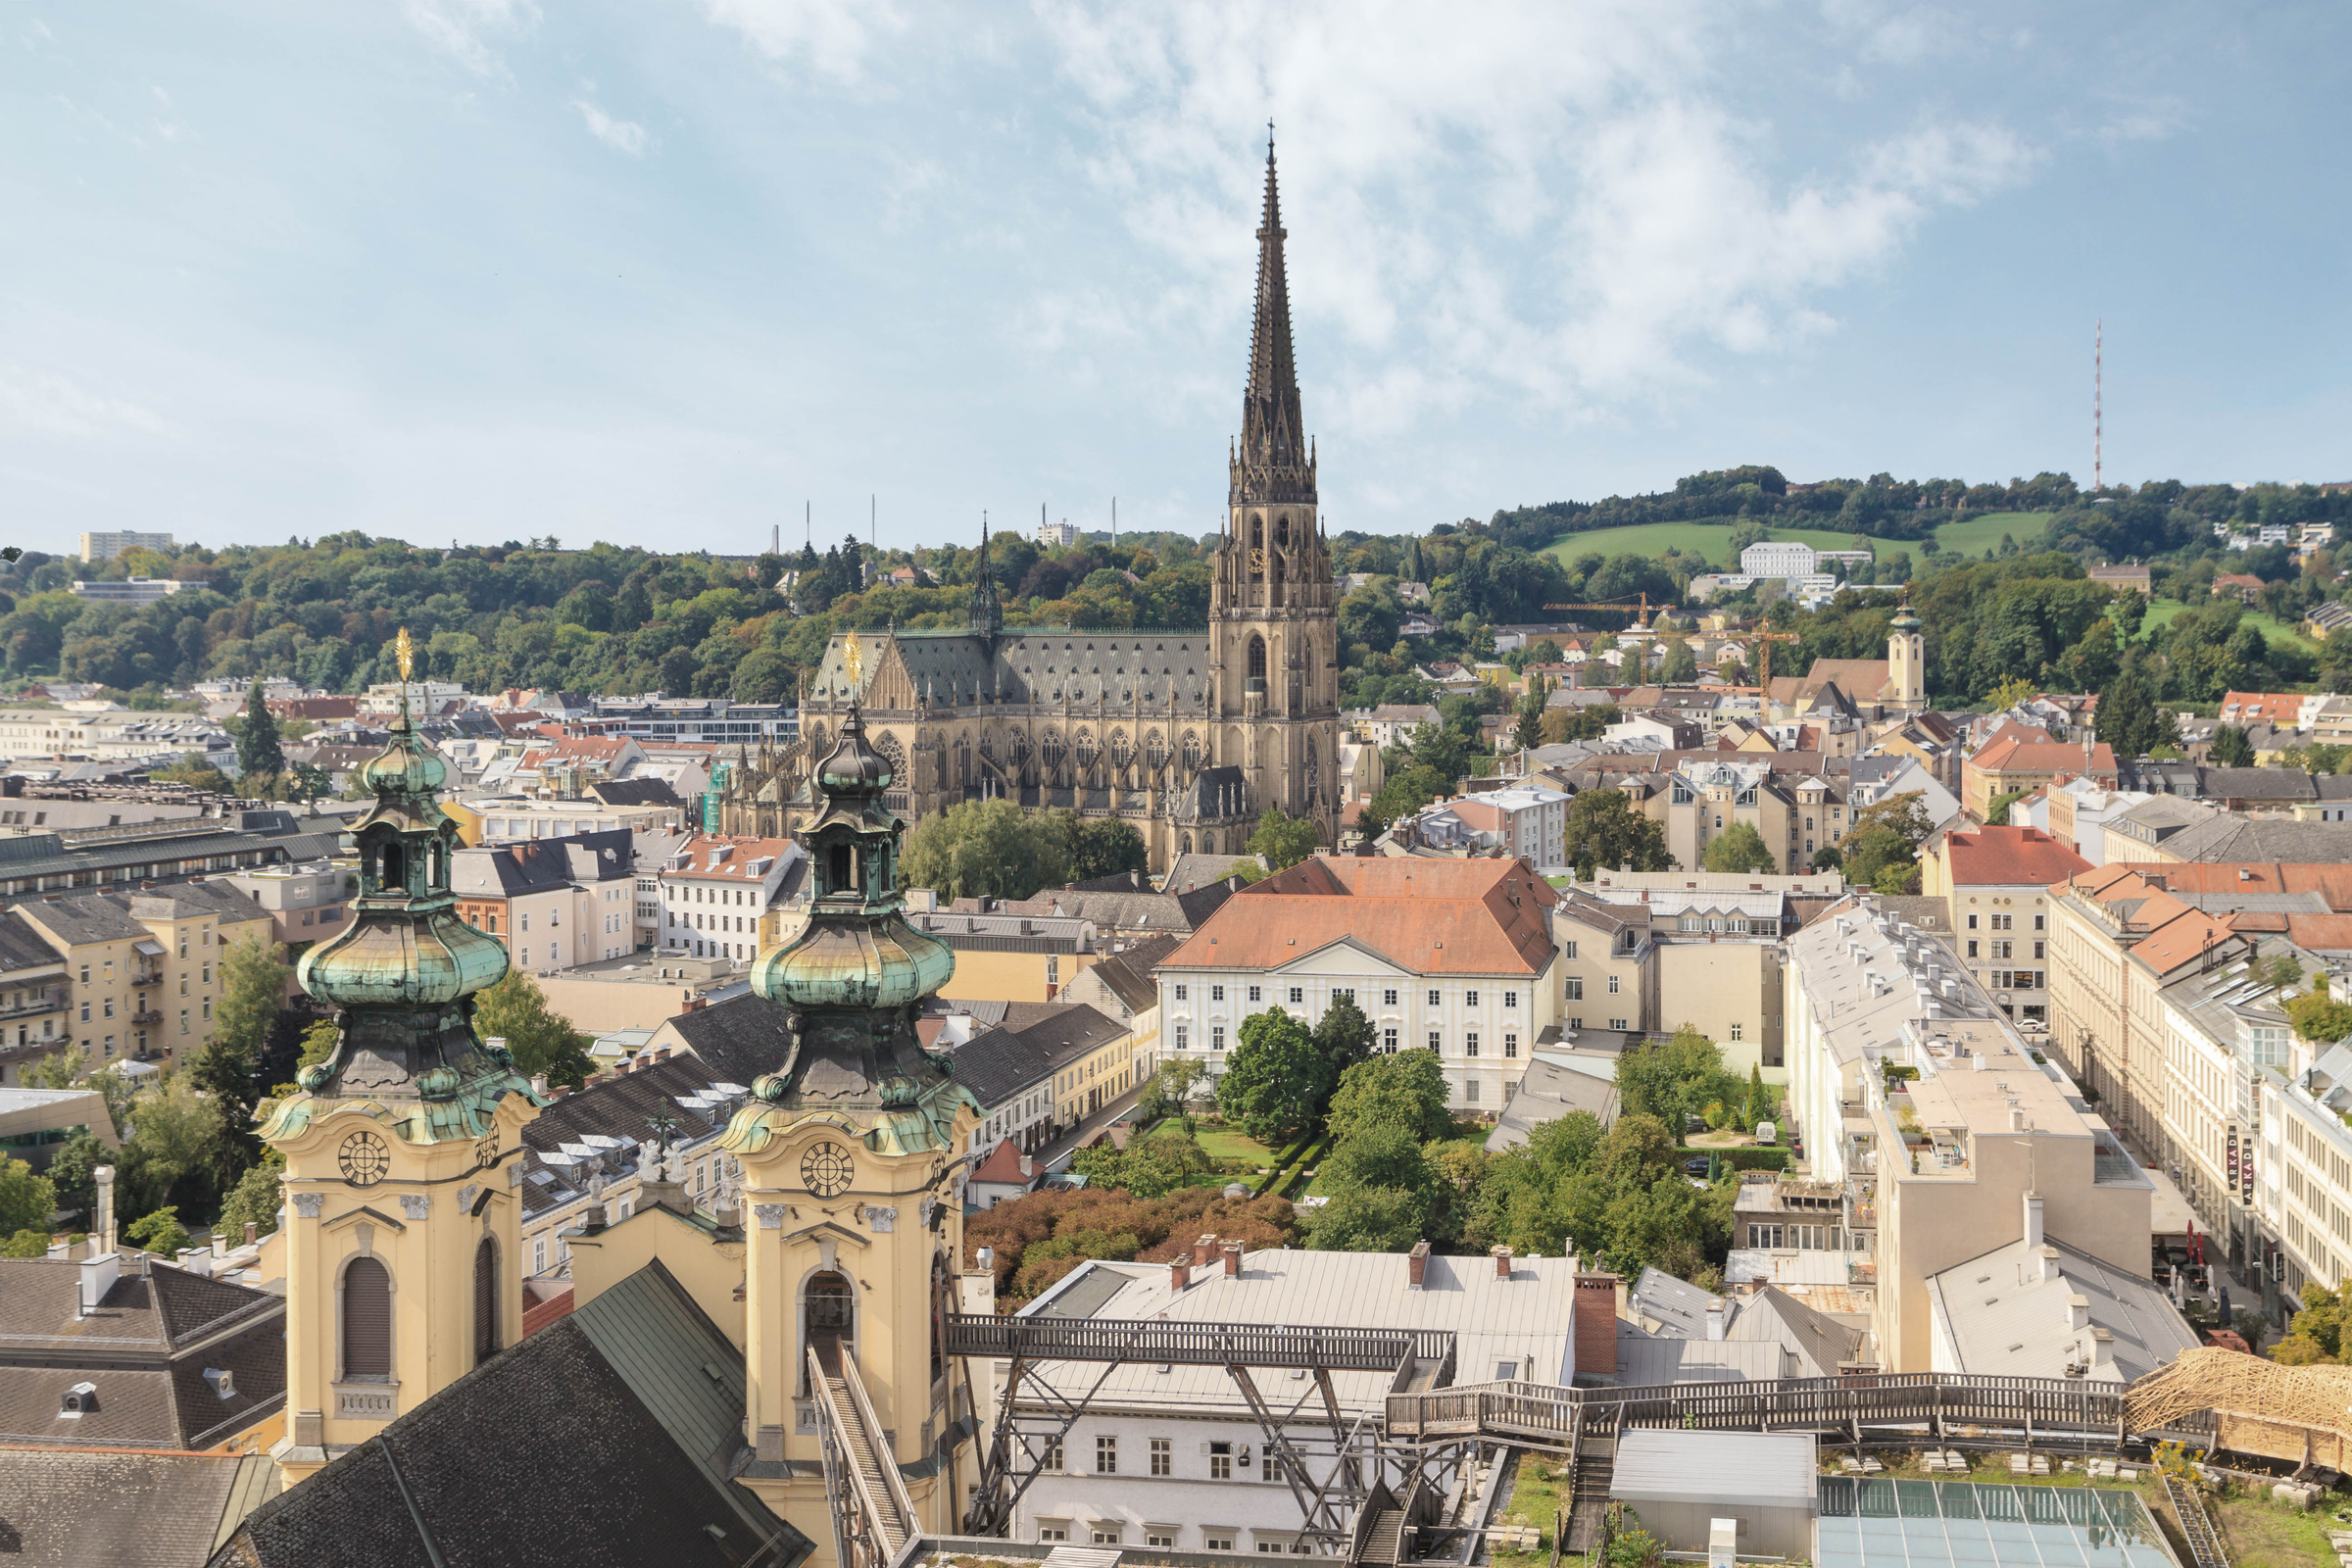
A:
[[203, 1367, 236, 1399], [60, 1381, 97, 1415]]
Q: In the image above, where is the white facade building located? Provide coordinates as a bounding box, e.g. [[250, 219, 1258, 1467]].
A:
[[658, 834, 801, 961], [1155, 858, 1561, 1113], [77, 531, 174, 564], [1739, 541, 1820, 579]]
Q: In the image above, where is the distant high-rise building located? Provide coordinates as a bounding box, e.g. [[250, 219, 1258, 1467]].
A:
[[78, 530, 173, 563]]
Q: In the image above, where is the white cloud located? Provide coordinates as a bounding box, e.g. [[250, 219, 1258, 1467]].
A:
[[402, 0, 539, 78], [573, 99, 648, 156], [697, 0, 904, 83], [1033, 0, 2038, 429], [0, 367, 170, 439]]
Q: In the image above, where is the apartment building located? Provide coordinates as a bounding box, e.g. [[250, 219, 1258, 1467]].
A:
[[0, 709, 231, 767], [78, 530, 173, 563], [1961, 734, 2119, 820], [10, 881, 272, 1071], [448, 795, 685, 846], [226, 862, 352, 948], [1557, 871, 1838, 1082], [2042, 779, 2156, 865], [1058, 936, 1174, 1086], [1783, 893, 2158, 1374], [1444, 784, 1571, 869], [1155, 857, 1560, 1114], [452, 829, 639, 972], [1590, 757, 1853, 876], [655, 834, 799, 962], [0, 913, 71, 1084], [946, 1004, 1132, 1158], [906, 908, 1103, 1004], [1921, 827, 2089, 1027]]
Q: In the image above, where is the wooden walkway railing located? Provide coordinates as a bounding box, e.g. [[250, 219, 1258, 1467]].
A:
[[1387, 1373, 2132, 1445], [945, 1313, 1451, 1373]]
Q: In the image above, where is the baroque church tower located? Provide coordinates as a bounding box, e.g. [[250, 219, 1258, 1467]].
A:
[[261, 641, 542, 1487], [1209, 137, 1343, 843]]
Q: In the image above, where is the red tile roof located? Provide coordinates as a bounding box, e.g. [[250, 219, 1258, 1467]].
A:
[[1969, 737, 2118, 777], [2218, 692, 2305, 726], [971, 1138, 1034, 1186], [1159, 857, 1557, 976], [1941, 826, 2091, 888]]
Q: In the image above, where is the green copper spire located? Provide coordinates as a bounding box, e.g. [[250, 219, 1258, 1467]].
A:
[[267, 666, 532, 1145], [727, 700, 973, 1156]]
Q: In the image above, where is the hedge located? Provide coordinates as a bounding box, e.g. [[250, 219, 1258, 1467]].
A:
[[1712, 1148, 1791, 1172]]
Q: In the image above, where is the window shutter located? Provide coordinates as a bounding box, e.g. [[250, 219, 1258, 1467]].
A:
[[474, 1237, 501, 1362], [344, 1256, 391, 1378]]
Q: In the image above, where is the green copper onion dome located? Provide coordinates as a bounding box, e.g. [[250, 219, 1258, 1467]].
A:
[[722, 698, 974, 1142], [753, 704, 952, 1010], [1889, 585, 1920, 632], [266, 675, 537, 1138]]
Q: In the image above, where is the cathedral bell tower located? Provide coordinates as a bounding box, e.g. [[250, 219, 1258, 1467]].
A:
[[261, 632, 541, 1486], [1211, 133, 1341, 843], [724, 698, 982, 1567]]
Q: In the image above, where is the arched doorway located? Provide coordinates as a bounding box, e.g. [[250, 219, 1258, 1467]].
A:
[[804, 1270, 855, 1383]]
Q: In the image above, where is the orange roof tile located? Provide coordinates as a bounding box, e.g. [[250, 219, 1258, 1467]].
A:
[[2100, 861, 2352, 910], [1969, 738, 2118, 776], [971, 1138, 1034, 1186], [1942, 826, 2091, 888], [2219, 691, 2305, 726], [1158, 857, 1557, 976]]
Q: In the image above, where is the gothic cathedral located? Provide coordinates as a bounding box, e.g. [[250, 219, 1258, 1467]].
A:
[[719, 143, 1342, 868]]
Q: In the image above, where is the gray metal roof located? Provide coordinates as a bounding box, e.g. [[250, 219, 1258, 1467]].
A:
[[1926, 1236, 2196, 1384], [1611, 1336, 1788, 1386], [1015, 1249, 1578, 1417], [1486, 1057, 1620, 1152], [1627, 1266, 1724, 1339], [1611, 1429, 1817, 1510]]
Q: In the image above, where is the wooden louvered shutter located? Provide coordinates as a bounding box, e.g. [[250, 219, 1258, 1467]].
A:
[[474, 1237, 501, 1362], [343, 1256, 391, 1378]]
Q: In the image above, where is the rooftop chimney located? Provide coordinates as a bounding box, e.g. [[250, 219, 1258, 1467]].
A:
[[1194, 1234, 1217, 1269], [2022, 1191, 2044, 1250], [1705, 1299, 1728, 1341], [1221, 1241, 1243, 1278], [77, 1250, 120, 1316], [1407, 1240, 1431, 1289], [1170, 1258, 1191, 1292], [2009, 1105, 2027, 1131], [2037, 1244, 2061, 1283], [243, 1222, 257, 1246], [1018, 1154, 1033, 1179], [2066, 1293, 2091, 1331], [1492, 1245, 1513, 1280]]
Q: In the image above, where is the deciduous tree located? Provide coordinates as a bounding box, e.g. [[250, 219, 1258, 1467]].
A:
[[1325, 1051, 1453, 1146], [1216, 1010, 1331, 1146], [1700, 821, 1778, 873], [1561, 789, 1672, 878], [473, 970, 593, 1090]]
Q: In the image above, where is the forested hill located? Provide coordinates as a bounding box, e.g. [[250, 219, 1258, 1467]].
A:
[[1477, 466, 2352, 557]]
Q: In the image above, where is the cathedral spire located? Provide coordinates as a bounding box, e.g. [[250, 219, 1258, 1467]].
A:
[[1233, 128, 1315, 507], [968, 511, 1003, 640]]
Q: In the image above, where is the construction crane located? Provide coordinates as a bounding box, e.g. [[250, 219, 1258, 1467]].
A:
[[1541, 593, 1653, 627], [1706, 628, 1802, 688]]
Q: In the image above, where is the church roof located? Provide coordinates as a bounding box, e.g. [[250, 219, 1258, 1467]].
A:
[[218, 1259, 811, 1568], [806, 628, 1218, 714]]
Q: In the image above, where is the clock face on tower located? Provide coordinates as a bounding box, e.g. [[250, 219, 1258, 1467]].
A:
[[339, 1130, 391, 1187], [1249, 547, 1266, 575], [801, 1142, 855, 1199]]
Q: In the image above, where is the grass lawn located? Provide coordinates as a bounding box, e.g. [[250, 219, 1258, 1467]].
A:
[[2213, 1494, 2343, 1567], [2142, 596, 2321, 654], [1186, 1121, 1279, 1167], [1489, 1451, 1567, 1566], [1538, 511, 2051, 572]]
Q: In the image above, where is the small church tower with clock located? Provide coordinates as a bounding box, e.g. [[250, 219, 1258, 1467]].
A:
[[260, 631, 541, 1487], [723, 696, 983, 1564]]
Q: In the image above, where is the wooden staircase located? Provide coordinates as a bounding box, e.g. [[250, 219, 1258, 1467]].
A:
[[1562, 1432, 1616, 1553], [810, 1342, 918, 1568]]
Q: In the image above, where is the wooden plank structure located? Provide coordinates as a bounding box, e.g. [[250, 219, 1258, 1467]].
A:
[[2125, 1347, 2352, 1470]]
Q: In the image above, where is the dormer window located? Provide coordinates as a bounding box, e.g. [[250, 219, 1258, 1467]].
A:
[[61, 1381, 97, 1415], [204, 1368, 236, 1399]]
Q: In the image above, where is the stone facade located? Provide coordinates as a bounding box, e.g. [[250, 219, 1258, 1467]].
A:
[[717, 149, 1341, 871]]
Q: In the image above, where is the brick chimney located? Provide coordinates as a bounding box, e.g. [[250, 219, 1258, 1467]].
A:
[[1574, 1272, 1618, 1376], [243, 1222, 257, 1246], [1170, 1258, 1191, 1292], [1193, 1234, 1217, 1268], [1492, 1245, 1513, 1280], [1407, 1240, 1431, 1289], [1221, 1241, 1244, 1277]]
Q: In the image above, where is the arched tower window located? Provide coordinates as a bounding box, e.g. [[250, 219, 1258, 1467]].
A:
[[379, 844, 404, 893], [803, 1270, 855, 1389], [473, 1236, 501, 1364], [1248, 637, 1267, 683], [343, 1255, 391, 1380]]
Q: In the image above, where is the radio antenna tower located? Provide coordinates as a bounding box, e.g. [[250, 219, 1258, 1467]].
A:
[[2093, 318, 2103, 493]]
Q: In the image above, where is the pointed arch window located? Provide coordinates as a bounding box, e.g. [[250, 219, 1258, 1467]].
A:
[[1248, 638, 1267, 683]]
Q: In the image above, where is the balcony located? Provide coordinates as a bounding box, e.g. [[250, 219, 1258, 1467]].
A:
[[0, 992, 65, 1022], [130, 969, 163, 988], [130, 1008, 164, 1027]]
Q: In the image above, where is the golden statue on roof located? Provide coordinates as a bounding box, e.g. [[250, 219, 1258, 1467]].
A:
[[843, 630, 862, 689], [395, 626, 415, 682]]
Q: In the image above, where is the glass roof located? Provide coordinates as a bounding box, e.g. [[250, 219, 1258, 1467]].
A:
[[1816, 1478, 2176, 1568]]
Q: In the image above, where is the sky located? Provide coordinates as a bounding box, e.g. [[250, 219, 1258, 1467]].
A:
[[3, 1, 2347, 556]]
